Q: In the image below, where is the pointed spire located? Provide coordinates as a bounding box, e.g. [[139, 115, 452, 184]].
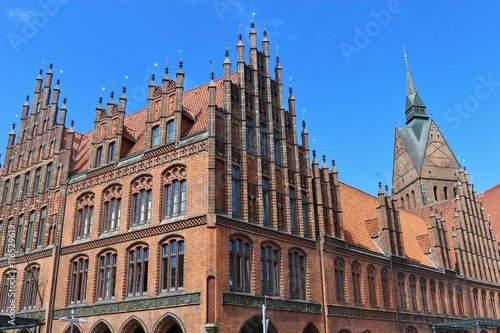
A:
[[164, 56, 170, 81], [403, 45, 428, 124]]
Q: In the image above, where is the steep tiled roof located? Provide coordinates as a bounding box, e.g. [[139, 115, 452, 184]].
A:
[[71, 131, 91, 174], [480, 184, 500, 242], [122, 108, 147, 157], [339, 182, 433, 267]]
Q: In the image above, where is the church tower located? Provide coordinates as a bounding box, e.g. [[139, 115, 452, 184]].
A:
[[392, 51, 461, 209]]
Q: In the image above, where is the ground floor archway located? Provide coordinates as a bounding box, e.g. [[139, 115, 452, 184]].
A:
[[239, 315, 277, 333]]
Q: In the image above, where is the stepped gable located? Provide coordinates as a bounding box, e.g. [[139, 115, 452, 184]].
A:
[[480, 183, 500, 242], [340, 182, 433, 266]]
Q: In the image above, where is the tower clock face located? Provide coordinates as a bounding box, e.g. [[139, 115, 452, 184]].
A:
[[428, 141, 452, 167]]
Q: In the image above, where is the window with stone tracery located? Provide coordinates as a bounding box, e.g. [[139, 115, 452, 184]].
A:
[[131, 176, 153, 227], [75, 193, 95, 240], [102, 186, 122, 233], [163, 167, 186, 219]]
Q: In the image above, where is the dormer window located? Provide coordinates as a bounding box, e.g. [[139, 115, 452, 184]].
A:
[[108, 142, 116, 163]]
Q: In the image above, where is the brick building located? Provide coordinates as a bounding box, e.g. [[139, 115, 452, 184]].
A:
[[0, 24, 500, 333]]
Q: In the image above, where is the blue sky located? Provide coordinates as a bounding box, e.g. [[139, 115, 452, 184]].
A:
[[1, 0, 499, 196]]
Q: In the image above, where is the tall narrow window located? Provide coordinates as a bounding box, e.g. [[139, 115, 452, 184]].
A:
[[229, 238, 250, 292], [352, 261, 361, 304], [367, 265, 376, 307], [132, 176, 153, 226], [97, 252, 117, 301], [1, 272, 17, 312], [440, 281, 447, 314], [232, 166, 241, 216], [161, 239, 184, 292], [262, 177, 270, 226], [481, 290, 488, 317], [273, 130, 280, 164], [128, 246, 149, 297], [260, 123, 267, 158], [473, 289, 480, 316], [430, 279, 438, 313], [152, 125, 160, 147], [69, 257, 89, 304], [12, 176, 20, 202], [409, 275, 417, 311], [381, 268, 390, 307], [302, 192, 310, 237], [245, 118, 253, 153], [164, 167, 187, 219], [448, 283, 455, 316], [95, 146, 103, 167], [289, 251, 306, 300], [76, 194, 94, 239], [108, 142, 116, 163], [433, 185, 438, 201], [44, 163, 52, 191], [289, 187, 297, 234], [444, 186, 448, 200], [397, 273, 407, 310], [2, 180, 10, 205], [103, 186, 122, 233], [22, 266, 40, 309], [33, 167, 41, 195], [22, 172, 30, 199], [36, 208, 46, 248], [260, 245, 279, 296], [456, 285, 464, 316], [15, 215, 24, 253], [25, 211, 35, 250], [334, 257, 345, 301], [491, 291, 497, 318], [420, 277, 428, 312], [167, 121, 175, 142], [3, 219, 14, 256]]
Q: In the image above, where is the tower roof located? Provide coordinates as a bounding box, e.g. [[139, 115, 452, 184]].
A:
[[403, 47, 429, 124]]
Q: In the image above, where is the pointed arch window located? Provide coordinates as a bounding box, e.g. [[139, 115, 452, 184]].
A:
[[2, 180, 10, 205], [381, 269, 390, 307], [289, 250, 306, 300], [456, 285, 464, 316], [36, 207, 46, 248], [439, 281, 447, 314], [22, 171, 30, 199], [351, 261, 361, 304], [25, 211, 35, 251], [33, 167, 41, 195], [260, 244, 279, 296], [490, 291, 497, 318], [481, 289, 488, 317], [289, 187, 297, 234], [409, 275, 417, 311], [273, 130, 281, 164], [406, 327, 418, 333], [161, 239, 184, 292], [76, 194, 94, 239], [232, 166, 241, 216], [473, 288, 480, 316], [1, 271, 17, 312], [302, 192, 310, 238], [367, 265, 376, 307], [22, 265, 40, 309], [448, 283, 455, 316], [430, 279, 438, 313], [420, 277, 428, 312], [44, 163, 52, 191], [397, 273, 407, 310], [127, 245, 149, 297], [97, 252, 117, 301], [15, 215, 24, 253], [131, 176, 153, 226], [164, 167, 186, 219], [229, 237, 251, 293], [334, 257, 345, 301], [12, 176, 20, 202], [69, 257, 88, 304], [103, 186, 122, 233]]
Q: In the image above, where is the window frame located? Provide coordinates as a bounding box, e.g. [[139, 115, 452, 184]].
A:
[[97, 251, 117, 301], [127, 245, 149, 297], [288, 250, 306, 300], [69, 257, 89, 304], [75, 194, 95, 240], [334, 257, 345, 302], [229, 237, 251, 293], [131, 176, 153, 227], [260, 244, 280, 296], [161, 239, 185, 293], [22, 265, 40, 309], [102, 186, 122, 233], [351, 261, 361, 304]]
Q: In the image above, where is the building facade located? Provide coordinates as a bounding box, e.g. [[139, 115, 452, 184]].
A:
[[0, 24, 499, 333]]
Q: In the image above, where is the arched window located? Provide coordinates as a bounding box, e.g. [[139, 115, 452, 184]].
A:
[[433, 185, 438, 201], [448, 283, 455, 316], [76, 193, 94, 239], [161, 239, 184, 292], [38, 145, 43, 162], [25, 211, 35, 251], [33, 167, 41, 195], [232, 166, 241, 216], [405, 193, 411, 209], [367, 265, 376, 307], [381, 268, 390, 307], [430, 279, 438, 313], [44, 163, 52, 192], [400, 197, 405, 210], [490, 291, 497, 318], [289, 187, 297, 234], [260, 244, 279, 296], [411, 190, 416, 208], [409, 275, 417, 311], [69, 257, 88, 304], [473, 288, 480, 316], [103, 186, 122, 233], [37, 207, 46, 249], [406, 327, 418, 333], [351, 261, 361, 304], [481, 290, 488, 317], [289, 250, 306, 300], [2, 179, 10, 206], [0, 271, 17, 312], [397, 273, 407, 310], [457, 285, 464, 316], [151, 125, 160, 147], [273, 130, 281, 164], [22, 171, 30, 199], [420, 277, 428, 312], [127, 245, 149, 297], [229, 237, 251, 293], [131, 176, 153, 226], [97, 251, 117, 301], [334, 257, 345, 301], [439, 281, 447, 314], [22, 265, 40, 309], [12, 176, 20, 202], [167, 121, 175, 142], [302, 192, 310, 238], [163, 167, 186, 219], [443, 186, 448, 200], [15, 215, 24, 253]]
